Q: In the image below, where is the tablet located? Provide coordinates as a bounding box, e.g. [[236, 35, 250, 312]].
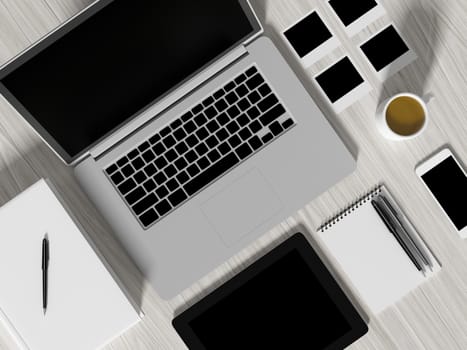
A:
[[173, 233, 368, 350]]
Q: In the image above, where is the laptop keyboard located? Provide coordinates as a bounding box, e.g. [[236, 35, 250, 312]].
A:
[[105, 66, 295, 228]]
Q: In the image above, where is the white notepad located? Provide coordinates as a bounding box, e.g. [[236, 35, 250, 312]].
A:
[[318, 186, 440, 314], [0, 180, 141, 350]]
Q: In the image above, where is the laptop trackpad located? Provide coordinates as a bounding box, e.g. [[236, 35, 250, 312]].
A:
[[201, 169, 283, 246]]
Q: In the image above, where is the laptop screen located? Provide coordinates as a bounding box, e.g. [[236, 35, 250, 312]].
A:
[[0, 0, 256, 161]]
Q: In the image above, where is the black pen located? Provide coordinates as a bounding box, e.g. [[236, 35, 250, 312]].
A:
[[371, 199, 423, 271], [42, 235, 49, 315], [379, 195, 431, 269]]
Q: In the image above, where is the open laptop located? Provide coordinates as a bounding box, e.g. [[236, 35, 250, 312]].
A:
[[0, 0, 355, 299]]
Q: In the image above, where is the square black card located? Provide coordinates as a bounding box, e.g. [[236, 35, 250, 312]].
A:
[[315, 56, 364, 103], [360, 25, 409, 71], [329, 0, 378, 26], [283, 11, 333, 58]]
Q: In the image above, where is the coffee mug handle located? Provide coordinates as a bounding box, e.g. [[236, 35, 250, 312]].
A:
[[422, 92, 434, 104]]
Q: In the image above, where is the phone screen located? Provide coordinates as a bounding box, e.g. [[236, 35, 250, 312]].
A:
[[421, 156, 467, 230]]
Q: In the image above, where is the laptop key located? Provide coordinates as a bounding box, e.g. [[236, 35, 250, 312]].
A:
[[282, 118, 294, 129], [156, 185, 169, 198], [154, 172, 167, 185], [261, 132, 274, 144], [197, 156, 210, 170], [110, 171, 124, 185], [187, 164, 201, 177], [245, 66, 257, 76], [224, 81, 235, 91], [246, 106, 260, 120], [258, 83, 272, 97], [227, 134, 241, 148], [116, 156, 128, 167], [247, 90, 261, 104], [163, 135, 176, 148], [165, 149, 178, 162], [143, 179, 157, 192], [218, 141, 231, 155], [191, 104, 202, 115], [131, 157, 145, 170], [142, 150, 155, 162], [213, 88, 225, 100], [153, 142, 166, 155], [249, 120, 262, 133], [175, 157, 188, 170], [226, 121, 240, 134], [245, 74, 264, 90], [206, 120, 220, 133], [168, 189, 187, 207], [106, 164, 118, 175], [226, 105, 240, 118], [144, 163, 157, 176], [164, 164, 177, 178], [128, 149, 139, 159], [239, 127, 252, 141], [139, 209, 158, 227], [237, 98, 251, 111], [258, 94, 279, 112], [170, 119, 182, 129], [175, 141, 188, 155], [118, 178, 136, 195], [176, 171, 189, 184], [125, 186, 145, 205], [195, 143, 208, 156], [234, 73, 247, 84], [207, 149, 221, 162], [235, 143, 253, 159], [202, 96, 214, 107], [134, 170, 147, 183], [217, 112, 230, 125], [194, 113, 207, 126], [259, 104, 285, 126], [149, 133, 161, 145], [196, 127, 209, 140], [269, 121, 283, 136], [248, 135, 263, 150], [225, 91, 239, 104], [138, 141, 150, 152], [184, 152, 239, 196], [235, 84, 248, 97], [155, 156, 168, 169], [133, 193, 158, 215], [166, 179, 179, 192], [205, 106, 217, 119], [237, 114, 249, 127], [181, 111, 193, 122], [121, 164, 135, 177], [155, 199, 172, 216], [214, 99, 228, 112], [215, 128, 229, 141], [206, 135, 219, 148], [184, 120, 197, 133], [185, 150, 198, 163], [186, 135, 199, 147], [174, 127, 187, 141]]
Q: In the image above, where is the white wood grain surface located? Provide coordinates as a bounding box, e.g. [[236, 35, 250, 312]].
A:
[[0, 0, 466, 349]]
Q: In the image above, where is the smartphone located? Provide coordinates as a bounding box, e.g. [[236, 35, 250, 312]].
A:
[[416, 148, 467, 238]]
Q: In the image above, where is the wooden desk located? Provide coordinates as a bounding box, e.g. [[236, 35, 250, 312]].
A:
[[0, 0, 466, 349]]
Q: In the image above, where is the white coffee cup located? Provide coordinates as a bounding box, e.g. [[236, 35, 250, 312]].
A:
[[376, 92, 429, 141]]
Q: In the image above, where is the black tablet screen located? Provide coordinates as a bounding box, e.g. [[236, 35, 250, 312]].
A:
[[188, 250, 351, 349], [361, 25, 409, 71], [316, 57, 364, 102], [329, 0, 378, 26], [284, 12, 332, 58]]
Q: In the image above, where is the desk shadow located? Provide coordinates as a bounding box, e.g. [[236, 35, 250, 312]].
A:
[[377, 2, 443, 106], [173, 223, 369, 325], [249, 0, 359, 160], [0, 142, 145, 314]]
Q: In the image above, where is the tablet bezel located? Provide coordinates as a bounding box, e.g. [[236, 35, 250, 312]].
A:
[[172, 232, 368, 350]]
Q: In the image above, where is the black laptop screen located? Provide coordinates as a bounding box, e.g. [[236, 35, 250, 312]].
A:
[[0, 0, 255, 160]]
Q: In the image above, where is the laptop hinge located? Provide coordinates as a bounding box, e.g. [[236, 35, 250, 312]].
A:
[[89, 45, 248, 160]]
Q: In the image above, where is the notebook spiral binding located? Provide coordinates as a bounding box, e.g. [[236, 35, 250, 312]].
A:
[[318, 185, 383, 232]]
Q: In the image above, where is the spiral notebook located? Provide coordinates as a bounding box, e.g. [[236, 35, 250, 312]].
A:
[[318, 185, 440, 314]]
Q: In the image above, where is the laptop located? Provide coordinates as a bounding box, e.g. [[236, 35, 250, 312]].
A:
[[0, 0, 355, 299]]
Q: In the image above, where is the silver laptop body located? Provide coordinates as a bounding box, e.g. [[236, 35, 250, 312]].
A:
[[0, 0, 355, 299]]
